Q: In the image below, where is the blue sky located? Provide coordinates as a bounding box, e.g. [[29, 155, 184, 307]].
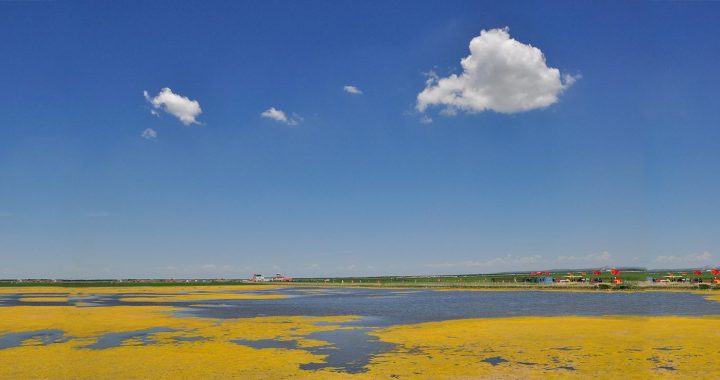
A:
[[1, 1, 719, 279]]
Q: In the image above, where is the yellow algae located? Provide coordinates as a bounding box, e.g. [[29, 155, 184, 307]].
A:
[[119, 293, 287, 302], [0, 305, 360, 379], [0, 338, 352, 379], [0, 284, 282, 295], [2, 286, 720, 378], [0, 305, 356, 341], [3, 305, 720, 379], [366, 316, 720, 379]]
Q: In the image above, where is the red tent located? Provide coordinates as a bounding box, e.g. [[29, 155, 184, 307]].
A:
[[693, 270, 702, 276], [610, 269, 620, 276]]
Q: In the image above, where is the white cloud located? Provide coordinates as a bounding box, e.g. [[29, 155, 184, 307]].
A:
[[261, 107, 287, 122], [144, 87, 202, 126], [141, 128, 157, 140], [655, 251, 713, 266], [261, 107, 302, 126], [555, 251, 612, 265], [343, 85, 363, 95], [419, 115, 433, 124], [417, 27, 577, 115]]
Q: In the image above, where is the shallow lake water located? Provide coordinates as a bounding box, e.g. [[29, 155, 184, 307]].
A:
[[2, 287, 720, 374], [187, 287, 720, 373], [182, 287, 720, 324]]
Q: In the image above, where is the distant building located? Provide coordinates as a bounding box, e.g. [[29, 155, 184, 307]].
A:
[[250, 274, 265, 282], [271, 273, 292, 282]]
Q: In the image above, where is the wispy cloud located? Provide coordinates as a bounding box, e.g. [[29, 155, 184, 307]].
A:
[[417, 27, 578, 115], [425, 252, 624, 271], [426, 254, 542, 270], [654, 251, 713, 266], [144, 87, 202, 126], [160, 263, 254, 277], [343, 85, 363, 95], [419, 115, 433, 124], [141, 128, 158, 140], [466, 254, 543, 268], [261, 107, 302, 126], [555, 251, 612, 265]]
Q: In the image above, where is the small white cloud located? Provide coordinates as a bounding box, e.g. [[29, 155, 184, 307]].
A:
[[563, 73, 581, 86], [343, 85, 363, 95], [419, 115, 433, 124], [655, 251, 713, 265], [417, 27, 578, 115], [261, 107, 288, 123], [141, 128, 158, 140], [144, 88, 202, 126], [261, 107, 302, 126]]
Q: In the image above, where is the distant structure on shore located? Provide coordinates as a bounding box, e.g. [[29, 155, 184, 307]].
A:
[[248, 273, 293, 282]]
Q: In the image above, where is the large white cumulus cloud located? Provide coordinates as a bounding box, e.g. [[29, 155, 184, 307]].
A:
[[144, 87, 202, 125], [417, 27, 577, 115]]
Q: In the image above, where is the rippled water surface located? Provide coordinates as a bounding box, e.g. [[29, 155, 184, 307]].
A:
[[183, 287, 720, 325]]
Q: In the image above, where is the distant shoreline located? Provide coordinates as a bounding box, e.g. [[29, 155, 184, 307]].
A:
[[3, 268, 719, 290], [1, 280, 718, 291]]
